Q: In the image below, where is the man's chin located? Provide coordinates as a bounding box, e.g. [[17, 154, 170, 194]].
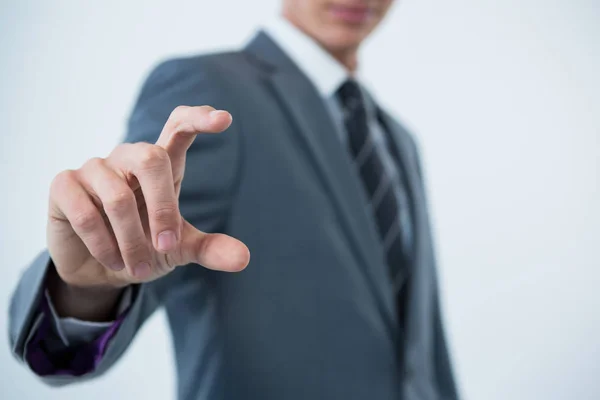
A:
[[321, 27, 368, 51]]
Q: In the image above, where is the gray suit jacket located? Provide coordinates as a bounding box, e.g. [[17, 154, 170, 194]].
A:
[[9, 32, 459, 400]]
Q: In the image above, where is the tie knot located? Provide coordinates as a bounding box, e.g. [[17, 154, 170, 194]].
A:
[[337, 79, 364, 113]]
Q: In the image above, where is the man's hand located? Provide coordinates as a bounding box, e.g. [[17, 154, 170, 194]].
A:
[[46, 106, 250, 319]]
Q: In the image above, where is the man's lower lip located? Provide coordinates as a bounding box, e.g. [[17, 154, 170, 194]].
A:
[[329, 6, 372, 24]]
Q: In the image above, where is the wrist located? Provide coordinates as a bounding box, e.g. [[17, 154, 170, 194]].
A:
[[47, 266, 126, 322]]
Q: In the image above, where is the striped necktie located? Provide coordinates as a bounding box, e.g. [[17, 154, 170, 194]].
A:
[[337, 79, 411, 320]]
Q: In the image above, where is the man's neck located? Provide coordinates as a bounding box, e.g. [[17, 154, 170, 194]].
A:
[[329, 47, 358, 74], [282, 15, 359, 74]]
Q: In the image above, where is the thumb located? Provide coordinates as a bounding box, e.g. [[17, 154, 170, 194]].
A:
[[178, 220, 250, 272]]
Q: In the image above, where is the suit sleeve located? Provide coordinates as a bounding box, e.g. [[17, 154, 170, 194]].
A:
[[431, 287, 459, 399], [8, 57, 242, 386]]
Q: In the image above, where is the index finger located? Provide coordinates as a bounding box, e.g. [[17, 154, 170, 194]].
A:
[[155, 105, 233, 166]]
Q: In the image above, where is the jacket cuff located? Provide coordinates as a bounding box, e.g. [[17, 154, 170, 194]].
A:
[[24, 292, 130, 377]]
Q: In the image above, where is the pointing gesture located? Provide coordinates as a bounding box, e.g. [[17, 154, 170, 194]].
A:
[[47, 106, 250, 293]]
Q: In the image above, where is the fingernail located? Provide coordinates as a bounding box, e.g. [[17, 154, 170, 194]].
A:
[[109, 262, 125, 271], [157, 230, 177, 252], [133, 262, 151, 279], [209, 110, 228, 121]]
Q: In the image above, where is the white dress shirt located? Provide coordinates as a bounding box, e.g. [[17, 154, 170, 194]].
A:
[[47, 16, 412, 344], [264, 17, 413, 254]]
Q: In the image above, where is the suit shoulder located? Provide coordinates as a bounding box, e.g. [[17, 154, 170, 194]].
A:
[[145, 50, 254, 88]]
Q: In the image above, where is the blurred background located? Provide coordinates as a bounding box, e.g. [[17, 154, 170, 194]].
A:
[[1, 0, 598, 399]]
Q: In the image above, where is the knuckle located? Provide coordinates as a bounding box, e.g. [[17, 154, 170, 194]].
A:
[[150, 202, 179, 224], [198, 105, 216, 113], [71, 209, 100, 232], [169, 106, 193, 133], [103, 190, 135, 215], [119, 239, 149, 258], [171, 105, 190, 117], [50, 170, 77, 193], [91, 243, 119, 264], [82, 157, 105, 171], [137, 144, 169, 171], [157, 252, 177, 274], [108, 143, 131, 159]]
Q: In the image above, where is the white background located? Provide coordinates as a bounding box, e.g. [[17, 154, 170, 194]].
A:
[[1, 1, 598, 399]]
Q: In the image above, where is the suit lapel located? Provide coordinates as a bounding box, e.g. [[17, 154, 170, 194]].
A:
[[377, 109, 428, 272], [245, 32, 397, 335], [378, 110, 439, 376], [377, 110, 436, 367]]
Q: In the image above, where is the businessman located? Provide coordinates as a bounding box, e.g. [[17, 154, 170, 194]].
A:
[[9, 1, 459, 399]]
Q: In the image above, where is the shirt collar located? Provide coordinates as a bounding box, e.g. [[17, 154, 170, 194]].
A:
[[263, 17, 350, 98]]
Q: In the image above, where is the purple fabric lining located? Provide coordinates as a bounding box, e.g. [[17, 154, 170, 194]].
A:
[[25, 295, 129, 376]]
